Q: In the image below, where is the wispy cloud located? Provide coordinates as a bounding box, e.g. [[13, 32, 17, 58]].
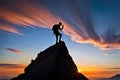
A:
[[6, 48, 21, 54], [6, 48, 29, 59], [0, 0, 120, 50], [102, 50, 120, 56], [0, 63, 26, 68], [102, 53, 110, 56], [0, 24, 22, 35], [106, 67, 120, 70]]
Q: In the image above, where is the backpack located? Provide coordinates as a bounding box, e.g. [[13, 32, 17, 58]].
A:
[[52, 25, 59, 31]]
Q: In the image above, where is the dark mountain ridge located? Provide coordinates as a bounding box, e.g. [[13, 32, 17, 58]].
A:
[[11, 41, 88, 80], [91, 74, 120, 80], [110, 74, 120, 80]]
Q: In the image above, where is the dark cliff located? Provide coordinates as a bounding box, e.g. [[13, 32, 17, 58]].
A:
[[11, 41, 88, 80]]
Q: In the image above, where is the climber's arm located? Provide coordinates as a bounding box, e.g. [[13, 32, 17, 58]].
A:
[[60, 25, 64, 31]]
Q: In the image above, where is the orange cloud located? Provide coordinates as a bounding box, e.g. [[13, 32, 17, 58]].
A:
[[6, 48, 21, 54], [0, 0, 120, 50], [0, 24, 21, 35], [0, 64, 27, 79], [0, 1, 83, 42], [0, 63, 26, 68]]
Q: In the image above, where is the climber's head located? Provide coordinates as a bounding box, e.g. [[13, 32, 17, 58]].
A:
[[59, 22, 62, 25]]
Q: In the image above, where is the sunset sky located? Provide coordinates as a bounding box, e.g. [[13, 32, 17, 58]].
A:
[[0, 0, 120, 79]]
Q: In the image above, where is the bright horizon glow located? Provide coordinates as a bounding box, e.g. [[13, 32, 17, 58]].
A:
[[0, 63, 119, 79], [78, 69, 81, 73], [0, 64, 26, 79], [77, 65, 119, 79]]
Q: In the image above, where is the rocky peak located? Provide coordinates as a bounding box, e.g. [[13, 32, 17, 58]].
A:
[[11, 41, 88, 80]]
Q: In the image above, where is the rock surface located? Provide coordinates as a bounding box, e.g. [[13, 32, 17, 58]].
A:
[[11, 41, 88, 80]]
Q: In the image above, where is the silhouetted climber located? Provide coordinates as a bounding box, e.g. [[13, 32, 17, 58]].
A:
[[52, 22, 64, 43]]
